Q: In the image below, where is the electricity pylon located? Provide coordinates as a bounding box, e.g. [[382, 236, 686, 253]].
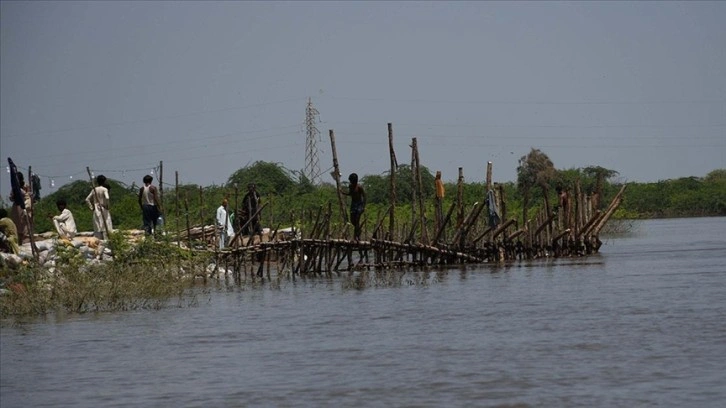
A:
[[304, 98, 321, 184]]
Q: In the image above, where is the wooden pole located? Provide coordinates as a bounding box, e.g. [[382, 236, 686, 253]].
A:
[[485, 161, 493, 242], [184, 191, 192, 250], [574, 179, 581, 239], [234, 185, 239, 231], [591, 184, 627, 236], [580, 209, 602, 238], [410, 141, 416, 235], [159, 160, 164, 208], [413, 137, 428, 244], [175, 171, 180, 248], [26, 166, 38, 260], [199, 186, 206, 248], [388, 123, 397, 240], [498, 183, 507, 225], [329, 129, 348, 226], [228, 202, 269, 247], [456, 167, 464, 228], [434, 170, 443, 235], [452, 202, 479, 248], [433, 201, 456, 245], [492, 218, 516, 239]]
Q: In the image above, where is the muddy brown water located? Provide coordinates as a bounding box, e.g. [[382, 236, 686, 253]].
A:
[[2, 217, 725, 407]]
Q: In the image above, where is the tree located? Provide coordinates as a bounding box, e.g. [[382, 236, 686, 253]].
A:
[[226, 161, 296, 196], [583, 166, 619, 210], [517, 148, 556, 224], [360, 165, 435, 206], [705, 169, 726, 183]]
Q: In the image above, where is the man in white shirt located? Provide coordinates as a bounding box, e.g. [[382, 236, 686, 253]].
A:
[[52, 198, 77, 239], [216, 199, 234, 250]]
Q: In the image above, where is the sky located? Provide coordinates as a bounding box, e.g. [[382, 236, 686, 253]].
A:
[[1, 1, 724, 201]]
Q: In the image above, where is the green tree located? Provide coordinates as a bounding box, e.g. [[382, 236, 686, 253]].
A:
[[582, 166, 619, 210], [705, 169, 726, 183], [517, 148, 556, 223], [226, 161, 296, 195]]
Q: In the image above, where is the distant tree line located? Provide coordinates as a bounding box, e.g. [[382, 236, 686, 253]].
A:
[[22, 156, 726, 236]]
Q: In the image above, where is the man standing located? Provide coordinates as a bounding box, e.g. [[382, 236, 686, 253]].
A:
[[138, 175, 162, 235], [216, 199, 234, 250], [341, 173, 366, 241], [240, 183, 262, 236]]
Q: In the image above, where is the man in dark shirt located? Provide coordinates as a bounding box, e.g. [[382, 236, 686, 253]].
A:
[[341, 173, 366, 241]]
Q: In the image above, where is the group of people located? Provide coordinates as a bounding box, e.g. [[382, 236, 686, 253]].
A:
[[82, 173, 163, 239], [2, 169, 368, 255], [1, 172, 164, 255]]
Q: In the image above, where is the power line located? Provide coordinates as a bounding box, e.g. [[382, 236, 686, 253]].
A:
[[2, 97, 307, 139], [323, 95, 726, 106], [325, 121, 726, 130]]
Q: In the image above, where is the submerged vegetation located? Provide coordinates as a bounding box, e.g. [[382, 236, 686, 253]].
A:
[[0, 234, 201, 318]]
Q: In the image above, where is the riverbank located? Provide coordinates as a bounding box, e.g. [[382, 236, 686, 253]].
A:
[[0, 230, 194, 317], [0, 230, 145, 270]]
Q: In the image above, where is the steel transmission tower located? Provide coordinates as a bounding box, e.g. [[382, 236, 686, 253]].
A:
[[304, 98, 321, 184]]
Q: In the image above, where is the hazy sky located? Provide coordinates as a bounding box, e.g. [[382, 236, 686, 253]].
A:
[[2, 1, 724, 200]]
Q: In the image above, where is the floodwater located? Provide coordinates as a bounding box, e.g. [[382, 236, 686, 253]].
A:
[[2, 217, 725, 407]]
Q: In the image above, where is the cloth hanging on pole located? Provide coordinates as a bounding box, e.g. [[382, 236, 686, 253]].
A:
[[487, 189, 500, 227]]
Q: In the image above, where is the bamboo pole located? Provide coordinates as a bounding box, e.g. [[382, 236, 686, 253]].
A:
[[534, 212, 555, 237], [492, 218, 516, 240], [456, 167, 464, 228], [580, 209, 602, 238], [184, 192, 191, 249], [472, 226, 494, 245], [159, 160, 164, 208], [26, 166, 39, 260], [485, 161, 493, 242], [498, 183, 507, 225], [199, 186, 206, 248], [387, 122, 397, 240], [591, 185, 627, 236], [410, 140, 416, 233], [433, 201, 456, 245], [228, 202, 269, 247], [175, 171, 180, 248], [452, 202, 479, 248], [573, 179, 581, 239], [465, 201, 486, 239], [412, 138, 428, 244], [329, 129, 348, 225]]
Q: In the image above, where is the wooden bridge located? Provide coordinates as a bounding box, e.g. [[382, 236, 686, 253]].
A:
[[171, 126, 626, 280]]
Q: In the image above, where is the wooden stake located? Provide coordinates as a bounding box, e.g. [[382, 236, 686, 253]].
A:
[[175, 171, 180, 248], [413, 138, 428, 244], [329, 129, 348, 224], [388, 123, 397, 240], [456, 167, 464, 228]]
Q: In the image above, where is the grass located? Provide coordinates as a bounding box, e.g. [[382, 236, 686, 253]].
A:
[[0, 233, 206, 319]]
